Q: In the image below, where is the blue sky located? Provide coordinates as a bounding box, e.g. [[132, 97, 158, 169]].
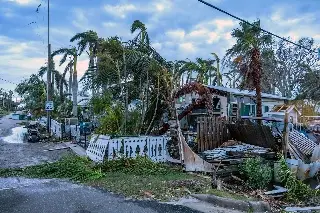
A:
[[0, 0, 319, 95]]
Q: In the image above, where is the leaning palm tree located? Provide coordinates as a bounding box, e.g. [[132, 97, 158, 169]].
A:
[[225, 20, 272, 118], [51, 47, 79, 117], [131, 20, 150, 48], [70, 30, 99, 95]]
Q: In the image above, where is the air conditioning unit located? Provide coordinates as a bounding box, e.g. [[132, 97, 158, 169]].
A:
[[65, 118, 79, 125]]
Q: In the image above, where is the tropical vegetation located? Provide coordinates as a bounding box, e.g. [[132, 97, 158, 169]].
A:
[[14, 19, 320, 132]]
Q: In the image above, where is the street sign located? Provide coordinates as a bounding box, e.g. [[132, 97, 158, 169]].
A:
[[318, 48, 320, 60], [45, 101, 54, 111]]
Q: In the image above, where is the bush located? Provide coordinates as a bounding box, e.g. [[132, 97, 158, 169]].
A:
[[239, 157, 273, 189], [98, 156, 178, 176]]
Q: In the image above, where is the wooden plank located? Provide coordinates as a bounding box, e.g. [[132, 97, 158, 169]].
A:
[[200, 117, 205, 152], [208, 117, 213, 150], [218, 117, 222, 147], [212, 117, 216, 150], [202, 117, 206, 151], [197, 117, 201, 153]]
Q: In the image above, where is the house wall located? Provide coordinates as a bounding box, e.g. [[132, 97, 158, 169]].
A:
[[229, 95, 286, 117], [175, 92, 227, 116], [288, 111, 298, 124]]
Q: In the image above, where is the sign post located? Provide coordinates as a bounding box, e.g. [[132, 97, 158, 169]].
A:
[[45, 101, 54, 111]]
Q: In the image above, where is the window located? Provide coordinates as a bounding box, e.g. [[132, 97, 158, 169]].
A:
[[264, 106, 269, 113]]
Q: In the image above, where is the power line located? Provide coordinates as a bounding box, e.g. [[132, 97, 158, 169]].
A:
[[197, 0, 318, 53], [0, 77, 19, 85]]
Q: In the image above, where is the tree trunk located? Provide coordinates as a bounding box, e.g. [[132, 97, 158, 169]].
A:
[[72, 57, 78, 117], [52, 71, 55, 97], [251, 48, 262, 123], [69, 70, 72, 100], [146, 75, 160, 134], [60, 68, 68, 102], [89, 54, 96, 97]]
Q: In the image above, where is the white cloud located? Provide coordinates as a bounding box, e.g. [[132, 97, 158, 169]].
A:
[[2, 0, 38, 5], [103, 0, 172, 19], [104, 4, 137, 18], [166, 29, 185, 40], [179, 42, 196, 53]]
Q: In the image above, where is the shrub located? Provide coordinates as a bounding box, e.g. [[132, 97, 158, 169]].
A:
[[239, 157, 273, 189]]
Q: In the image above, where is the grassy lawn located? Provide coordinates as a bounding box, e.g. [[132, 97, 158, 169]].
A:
[[0, 153, 254, 202], [87, 172, 211, 201]]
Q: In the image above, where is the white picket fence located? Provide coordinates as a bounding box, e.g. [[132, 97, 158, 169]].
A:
[[50, 119, 62, 139], [86, 135, 170, 163]]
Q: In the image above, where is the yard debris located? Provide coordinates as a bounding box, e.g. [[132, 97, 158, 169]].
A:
[[264, 186, 287, 197], [284, 206, 320, 212]]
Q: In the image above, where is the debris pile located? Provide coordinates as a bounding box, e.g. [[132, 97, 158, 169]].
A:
[[202, 141, 276, 177]]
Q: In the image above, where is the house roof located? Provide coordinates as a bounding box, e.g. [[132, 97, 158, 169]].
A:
[[272, 104, 301, 115], [207, 85, 290, 100]]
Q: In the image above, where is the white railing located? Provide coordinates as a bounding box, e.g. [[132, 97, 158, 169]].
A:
[[86, 135, 170, 163], [50, 119, 62, 139]]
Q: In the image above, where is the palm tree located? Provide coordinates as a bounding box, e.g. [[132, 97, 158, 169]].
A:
[[183, 58, 218, 85], [70, 30, 99, 95], [211, 53, 222, 86], [38, 61, 67, 100], [131, 20, 150, 48], [225, 20, 272, 118], [52, 47, 79, 117]]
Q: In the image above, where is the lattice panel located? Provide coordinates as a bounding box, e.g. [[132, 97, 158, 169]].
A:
[[86, 135, 108, 162], [86, 135, 169, 162], [289, 130, 317, 156]]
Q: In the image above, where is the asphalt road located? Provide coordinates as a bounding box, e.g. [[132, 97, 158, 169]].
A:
[[0, 115, 70, 168], [0, 178, 240, 213]]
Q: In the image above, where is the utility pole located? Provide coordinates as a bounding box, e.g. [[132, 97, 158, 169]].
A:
[[46, 0, 51, 133], [123, 46, 128, 135]]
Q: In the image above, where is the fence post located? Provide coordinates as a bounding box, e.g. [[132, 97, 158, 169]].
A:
[[283, 112, 289, 158]]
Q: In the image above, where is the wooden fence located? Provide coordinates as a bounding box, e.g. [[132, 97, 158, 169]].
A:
[[197, 117, 229, 153], [227, 123, 276, 149]]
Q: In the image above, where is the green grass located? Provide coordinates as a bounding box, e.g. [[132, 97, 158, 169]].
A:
[[0, 154, 104, 182], [0, 154, 257, 202], [0, 154, 211, 201], [87, 172, 211, 201]]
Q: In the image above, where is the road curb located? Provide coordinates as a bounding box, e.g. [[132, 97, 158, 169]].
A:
[[191, 194, 271, 212]]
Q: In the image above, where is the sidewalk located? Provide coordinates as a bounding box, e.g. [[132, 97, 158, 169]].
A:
[[63, 142, 87, 157]]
